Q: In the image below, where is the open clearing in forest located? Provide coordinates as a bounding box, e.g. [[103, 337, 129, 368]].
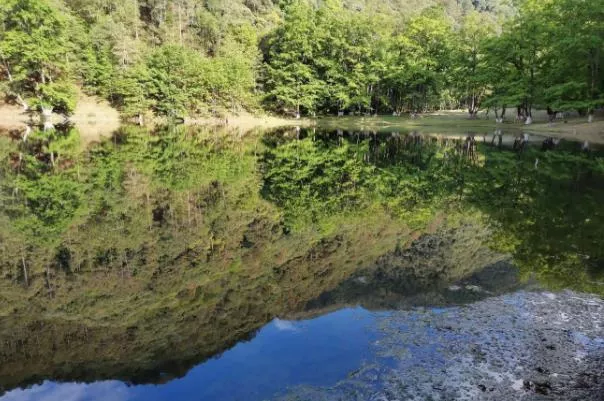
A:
[[2, 106, 603, 145], [0, 94, 120, 143], [184, 112, 313, 132], [318, 110, 604, 144]]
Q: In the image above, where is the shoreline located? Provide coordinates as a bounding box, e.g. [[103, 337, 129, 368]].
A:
[[317, 113, 604, 144], [182, 114, 314, 132], [0, 100, 312, 141], [2, 102, 603, 145]]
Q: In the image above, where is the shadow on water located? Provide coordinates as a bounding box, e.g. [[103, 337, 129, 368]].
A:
[[0, 124, 602, 400]]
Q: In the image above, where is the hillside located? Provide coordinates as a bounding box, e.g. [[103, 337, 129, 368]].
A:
[[1, 0, 601, 124]]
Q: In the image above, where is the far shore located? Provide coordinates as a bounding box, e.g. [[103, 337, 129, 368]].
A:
[[2, 103, 603, 145], [182, 113, 314, 132]]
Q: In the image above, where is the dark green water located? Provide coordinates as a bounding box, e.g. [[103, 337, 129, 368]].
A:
[[0, 125, 603, 400]]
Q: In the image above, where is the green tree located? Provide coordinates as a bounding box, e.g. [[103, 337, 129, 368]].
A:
[[541, 0, 604, 119], [110, 62, 153, 120], [387, 8, 455, 112], [453, 11, 497, 118], [482, 0, 548, 123], [0, 0, 79, 114], [263, 0, 323, 116]]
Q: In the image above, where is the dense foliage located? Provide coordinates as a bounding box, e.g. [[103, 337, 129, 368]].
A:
[[261, 128, 604, 293], [2, 124, 602, 298], [1, 0, 602, 118]]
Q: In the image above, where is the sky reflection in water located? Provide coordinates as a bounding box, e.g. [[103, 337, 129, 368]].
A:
[[1, 308, 382, 401]]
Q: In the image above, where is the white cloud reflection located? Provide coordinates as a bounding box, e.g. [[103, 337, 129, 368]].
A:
[[1, 381, 130, 401], [273, 318, 298, 332]]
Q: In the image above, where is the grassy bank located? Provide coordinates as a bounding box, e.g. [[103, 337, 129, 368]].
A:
[[317, 110, 604, 144]]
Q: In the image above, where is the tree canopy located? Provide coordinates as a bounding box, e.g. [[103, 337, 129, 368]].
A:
[[0, 0, 602, 118]]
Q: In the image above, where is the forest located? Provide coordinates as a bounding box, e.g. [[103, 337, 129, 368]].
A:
[[0, 0, 602, 120]]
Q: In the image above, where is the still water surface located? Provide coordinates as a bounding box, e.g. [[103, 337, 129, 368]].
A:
[[0, 125, 602, 400]]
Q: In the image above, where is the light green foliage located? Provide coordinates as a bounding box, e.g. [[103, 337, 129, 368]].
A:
[[0, 0, 81, 114], [483, 0, 604, 117], [482, 1, 548, 117], [540, 0, 604, 113], [386, 8, 456, 112], [110, 62, 153, 117], [145, 45, 207, 115], [263, 0, 321, 114], [452, 11, 497, 116], [1, 0, 603, 117]]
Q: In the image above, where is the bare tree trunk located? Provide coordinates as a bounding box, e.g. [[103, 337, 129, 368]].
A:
[[1, 57, 13, 82], [41, 107, 53, 119], [15, 95, 28, 111], [134, 0, 140, 39], [524, 103, 533, 125], [187, 191, 191, 225], [21, 254, 28, 287], [45, 264, 53, 298], [146, 193, 152, 231], [22, 125, 31, 142], [468, 93, 479, 119], [178, 1, 184, 46], [1, 57, 29, 110]]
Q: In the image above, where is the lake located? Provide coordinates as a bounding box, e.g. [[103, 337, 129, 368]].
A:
[[0, 124, 602, 400]]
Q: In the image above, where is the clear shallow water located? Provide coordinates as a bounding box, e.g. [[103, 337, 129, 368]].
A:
[[0, 125, 603, 400], [1, 308, 385, 401], [4, 290, 603, 401]]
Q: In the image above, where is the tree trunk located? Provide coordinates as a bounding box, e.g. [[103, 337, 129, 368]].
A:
[[21, 255, 28, 287], [23, 125, 31, 142], [41, 107, 53, 119], [468, 94, 479, 119], [16, 95, 28, 111], [1, 57, 29, 110], [178, 2, 183, 45], [45, 264, 53, 298], [134, 0, 140, 39]]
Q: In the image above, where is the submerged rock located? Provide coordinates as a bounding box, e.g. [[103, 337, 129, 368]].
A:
[[282, 291, 604, 401]]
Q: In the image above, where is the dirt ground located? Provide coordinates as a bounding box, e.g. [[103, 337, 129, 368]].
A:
[[1, 100, 308, 141], [430, 109, 604, 144], [527, 120, 604, 145], [2, 102, 603, 144], [0, 93, 120, 143], [0, 103, 29, 130], [184, 113, 313, 132], [68, 94, 121, 144]]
